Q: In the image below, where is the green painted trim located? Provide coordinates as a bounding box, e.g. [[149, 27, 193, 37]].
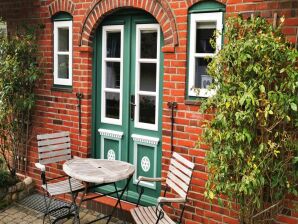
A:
[[93, 186, 157, 206], [91, 32, 98, 158], [52, 12, 73, 21], [189, 0, 226, 13]]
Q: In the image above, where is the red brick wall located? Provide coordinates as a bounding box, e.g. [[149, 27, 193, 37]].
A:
[[1, 0, 298, 223]]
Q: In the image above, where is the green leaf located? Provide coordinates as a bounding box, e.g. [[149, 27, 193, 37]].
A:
[[290, 103, 297, 111], [259, 85, 265, 93]]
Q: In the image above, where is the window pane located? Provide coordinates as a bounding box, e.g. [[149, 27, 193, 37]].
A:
[[106, 92, 120, 119], [106, 62, 120, 89], [196, 22, 216, 53], [141, 30, 157, 59], [58, 55, 69, 79], [58, 28, 69, 51], [107, 32, 121, 58], [140, 63, 156, 92], [195, 58, 212, 89], [139, 95, 155, 124]]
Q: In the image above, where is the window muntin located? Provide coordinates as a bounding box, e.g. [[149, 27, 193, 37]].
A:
[[188, 12, 223, 97], [54, 20, 72, 86]]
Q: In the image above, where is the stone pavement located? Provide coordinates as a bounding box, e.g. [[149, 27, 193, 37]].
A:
[[0, 203, 124, 224]]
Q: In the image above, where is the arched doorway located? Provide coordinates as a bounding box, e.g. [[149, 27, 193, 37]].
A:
[[92, 9, 164, 205]]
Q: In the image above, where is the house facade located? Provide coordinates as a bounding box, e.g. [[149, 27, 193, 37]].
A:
[[1, 0, 298, 223]]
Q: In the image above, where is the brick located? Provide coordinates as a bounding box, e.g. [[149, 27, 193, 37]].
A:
[[3, 0, 298, 223]]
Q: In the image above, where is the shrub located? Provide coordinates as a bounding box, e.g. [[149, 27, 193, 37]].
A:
[[201, 16, 298, 223], [0, 22, 42, 176]]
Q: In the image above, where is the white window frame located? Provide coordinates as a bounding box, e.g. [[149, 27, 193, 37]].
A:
[[188, 12, 223, 97], [53, 20, 73, 86], [135, 24, 160, 131], [101, 25, 124, 125]]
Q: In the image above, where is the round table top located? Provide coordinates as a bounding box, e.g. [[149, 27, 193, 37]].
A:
[[63, 158, 135, 184]]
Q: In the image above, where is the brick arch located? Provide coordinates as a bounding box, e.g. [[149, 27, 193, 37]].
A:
[[187, 0, 227, 8], [48, 0, 75, 17], [79, 0, 178, 52]]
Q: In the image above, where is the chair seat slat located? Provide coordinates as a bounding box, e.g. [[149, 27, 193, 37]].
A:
[[38, 137, 70, 147], [131, 206, 175, 224], [42, 178, 84, 196], [37, 131, 69, 140]]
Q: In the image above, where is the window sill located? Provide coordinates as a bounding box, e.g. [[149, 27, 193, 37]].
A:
[[185, 99, 201, 106], [51, 85, 73, 93], [185, 96, 209, 106]]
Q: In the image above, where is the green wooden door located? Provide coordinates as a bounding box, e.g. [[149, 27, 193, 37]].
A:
[[93, 10, 163, 205]]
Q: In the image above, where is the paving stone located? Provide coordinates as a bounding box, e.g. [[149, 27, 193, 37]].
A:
[[0, 203, 125, 224]]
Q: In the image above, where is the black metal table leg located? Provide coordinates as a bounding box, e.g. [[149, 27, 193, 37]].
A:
[[106, 175, 132, 224]]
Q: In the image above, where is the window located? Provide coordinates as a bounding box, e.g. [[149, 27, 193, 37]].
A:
[[101, 25, 124, 125], [188, 9, 224, 97], [53, 16, 72, 86]]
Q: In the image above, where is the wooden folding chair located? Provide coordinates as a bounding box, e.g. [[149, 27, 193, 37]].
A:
[[35, 131, 84, 223], [131, 152, 195, 224]]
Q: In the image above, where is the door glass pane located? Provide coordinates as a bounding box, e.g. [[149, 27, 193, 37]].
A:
[[58, 28, 69, 52], [141, 30, 157, 59], [105, 92, 120, 119], [195, 58, 212, 89], [140, 63, 156, 92], [107, 32, 121, 58], [106, 62, 120, 88], [139, 95, 155, 124], [58, 55, 69, 79], [196, 22, 216, 53]]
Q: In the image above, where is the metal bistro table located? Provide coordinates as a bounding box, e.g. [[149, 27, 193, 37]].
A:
[[63, 158, 135, 223]]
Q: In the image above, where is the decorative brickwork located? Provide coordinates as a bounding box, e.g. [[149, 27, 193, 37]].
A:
[[0, 0, 298, 223], [48, 0, 75, 17], [79, 0, 178, 52]]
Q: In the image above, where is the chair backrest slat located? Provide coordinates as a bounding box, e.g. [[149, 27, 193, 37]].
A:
[[38, 137, 70, 147], [173, 152, 195, 169], [37, 131, 69, 140], [39, 149, 71, 159], [169, 164, 191, 184], [167, 172, 188, 192], [37, 132, 71, 165], [166, 178, 187, 199], [171, 159, 192, 177], [39, 155, 72, 165], [38, 143, 71, 153], [166, 153, 194, 199]]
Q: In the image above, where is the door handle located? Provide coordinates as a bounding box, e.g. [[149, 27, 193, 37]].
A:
[[130, 95, 135, 120]]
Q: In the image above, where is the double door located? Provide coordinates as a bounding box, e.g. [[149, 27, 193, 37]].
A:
[[93, 11, 163, 204]]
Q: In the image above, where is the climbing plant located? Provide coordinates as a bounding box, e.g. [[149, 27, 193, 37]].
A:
[[201, 16, 298, 223], [0, 23, 42, 176]]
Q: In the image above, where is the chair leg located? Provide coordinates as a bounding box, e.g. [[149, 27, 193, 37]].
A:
[[178, 202, 187, 224], [43, 191, 53, 224], [114, 183, 128, 224]]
